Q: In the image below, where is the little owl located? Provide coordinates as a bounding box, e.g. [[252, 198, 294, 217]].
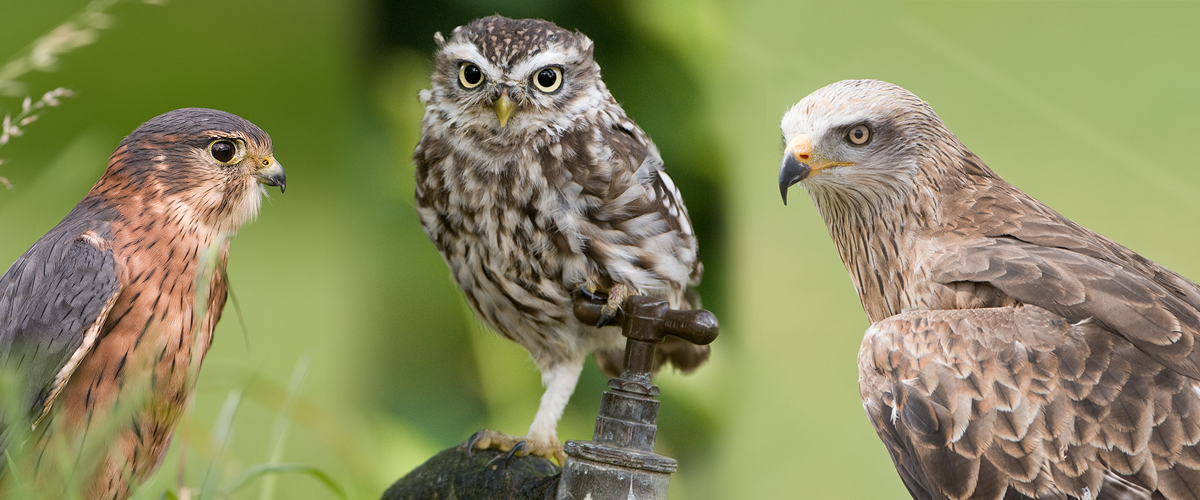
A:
[[413, 16, 707, 462]]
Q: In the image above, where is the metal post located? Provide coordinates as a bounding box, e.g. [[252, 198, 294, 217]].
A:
[[557, 295, 718, 500]]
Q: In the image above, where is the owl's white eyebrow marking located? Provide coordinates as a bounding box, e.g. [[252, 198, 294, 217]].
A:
[[509, 51, 572, 79], [442, 42, 504, 81]]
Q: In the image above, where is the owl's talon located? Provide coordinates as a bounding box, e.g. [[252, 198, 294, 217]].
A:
[[465, 429, 564, 466], [596, 308, 617, 328], [494, 440, 529, 470], [576, 287, 605, 303], [597, 284, 630, 327], [465, 429, 489, 457]]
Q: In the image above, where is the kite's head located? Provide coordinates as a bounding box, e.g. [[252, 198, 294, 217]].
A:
[[105, 108, 286, 232], [778, 79, 948, 206]]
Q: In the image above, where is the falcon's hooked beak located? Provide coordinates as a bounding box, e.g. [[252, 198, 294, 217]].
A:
[[778, 133, 853, 205], [254, 156, 287, 193], [495, 92, 517, 128]]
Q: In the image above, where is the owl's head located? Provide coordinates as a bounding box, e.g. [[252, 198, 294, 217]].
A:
[[424, 16, 606, 143]]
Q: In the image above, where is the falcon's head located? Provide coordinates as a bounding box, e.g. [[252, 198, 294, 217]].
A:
[[104, 108, 286, 233], [778, 79, 960, 206]]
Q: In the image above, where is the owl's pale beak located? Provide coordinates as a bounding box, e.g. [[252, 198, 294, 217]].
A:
[[495, 93, 517, 128], [254, 156, 287, 193]]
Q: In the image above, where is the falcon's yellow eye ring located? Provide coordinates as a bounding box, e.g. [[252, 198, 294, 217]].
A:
[[846, 124, 871, 146], [208, 139, 244, 165], [459, 62, 484, 89], [532, 66, 563, 93]]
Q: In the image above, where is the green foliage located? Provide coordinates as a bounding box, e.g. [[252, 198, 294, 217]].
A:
[[226, 464, 347, 500]]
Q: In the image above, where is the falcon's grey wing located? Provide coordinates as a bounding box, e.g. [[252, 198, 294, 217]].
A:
[[0, 215, 121, 425], [860, 305, 1200, 500], [929, 236, 1200, 382]]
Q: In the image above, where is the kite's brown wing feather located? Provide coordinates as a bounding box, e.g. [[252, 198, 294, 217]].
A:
[[961, 180, 1200, 316], [929, 237, 1200, 381], [861, 305, 1200, 500]]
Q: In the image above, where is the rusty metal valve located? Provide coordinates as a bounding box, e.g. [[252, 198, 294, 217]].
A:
[[557, 294, 719, 500]]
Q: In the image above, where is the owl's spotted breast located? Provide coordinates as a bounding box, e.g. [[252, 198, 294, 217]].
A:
[[417, 138, 577, 351]]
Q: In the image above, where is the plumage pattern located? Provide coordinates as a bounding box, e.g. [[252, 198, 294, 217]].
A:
[[0, 108, 284, 499], [779, 79, 1200, 499], [413, 16, 705, 460]]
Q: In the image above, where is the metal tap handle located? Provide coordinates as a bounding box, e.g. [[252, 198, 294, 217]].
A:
[[573, 294, 719, 378]]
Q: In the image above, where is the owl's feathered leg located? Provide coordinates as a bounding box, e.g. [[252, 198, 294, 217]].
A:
[[526, 356, 583, 463], [467, 356, 582, 464]]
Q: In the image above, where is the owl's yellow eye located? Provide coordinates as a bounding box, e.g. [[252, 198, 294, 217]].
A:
[[459, 62, 483, 89], [532, 66, 562, 93], [846, 124, 871, 146]]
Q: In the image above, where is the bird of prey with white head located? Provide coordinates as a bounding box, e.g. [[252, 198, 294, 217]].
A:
[[780, 79, 1200, 500]]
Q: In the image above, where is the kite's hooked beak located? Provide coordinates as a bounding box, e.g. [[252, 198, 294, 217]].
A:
[[779, 156, 809, 206], [779, 134, 813, 205], [254, 156, 287, 193], [778, 133, 854, 205], [495, 92, 517, 128]]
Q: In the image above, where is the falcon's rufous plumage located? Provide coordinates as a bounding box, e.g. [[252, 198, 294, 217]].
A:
[[0, 108, 284, 499], [780, 79, 1200, 500]]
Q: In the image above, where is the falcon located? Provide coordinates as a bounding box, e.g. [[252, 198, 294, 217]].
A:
[[779, 79, 1200, 500], [413, 16, 706, 462], [0, 108, 285, 499]]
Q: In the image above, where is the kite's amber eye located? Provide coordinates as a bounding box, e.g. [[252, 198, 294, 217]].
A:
[[532, 67, 562, 93], [847, 125, 871, 146], [210, 140, 236, 163], [459, 63, 483, 88]]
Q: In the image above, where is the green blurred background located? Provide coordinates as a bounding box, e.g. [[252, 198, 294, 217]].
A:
[[1, 0, 1199, 498]]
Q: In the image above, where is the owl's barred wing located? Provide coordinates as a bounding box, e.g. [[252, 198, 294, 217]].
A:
[[566, 121, 706, 376], [650, 161, 703, 287], [929, 237, 1200, 381], [561, 120, 702, 294], [861, 306, 1200, 500], [0, 219, 121, 422]]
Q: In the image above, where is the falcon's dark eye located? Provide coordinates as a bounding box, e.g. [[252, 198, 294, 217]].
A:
[[846, 124, 871, 146], [459, 63, 483, 89], [533, 67, 562, 93], [210, 140, 236, 163]]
